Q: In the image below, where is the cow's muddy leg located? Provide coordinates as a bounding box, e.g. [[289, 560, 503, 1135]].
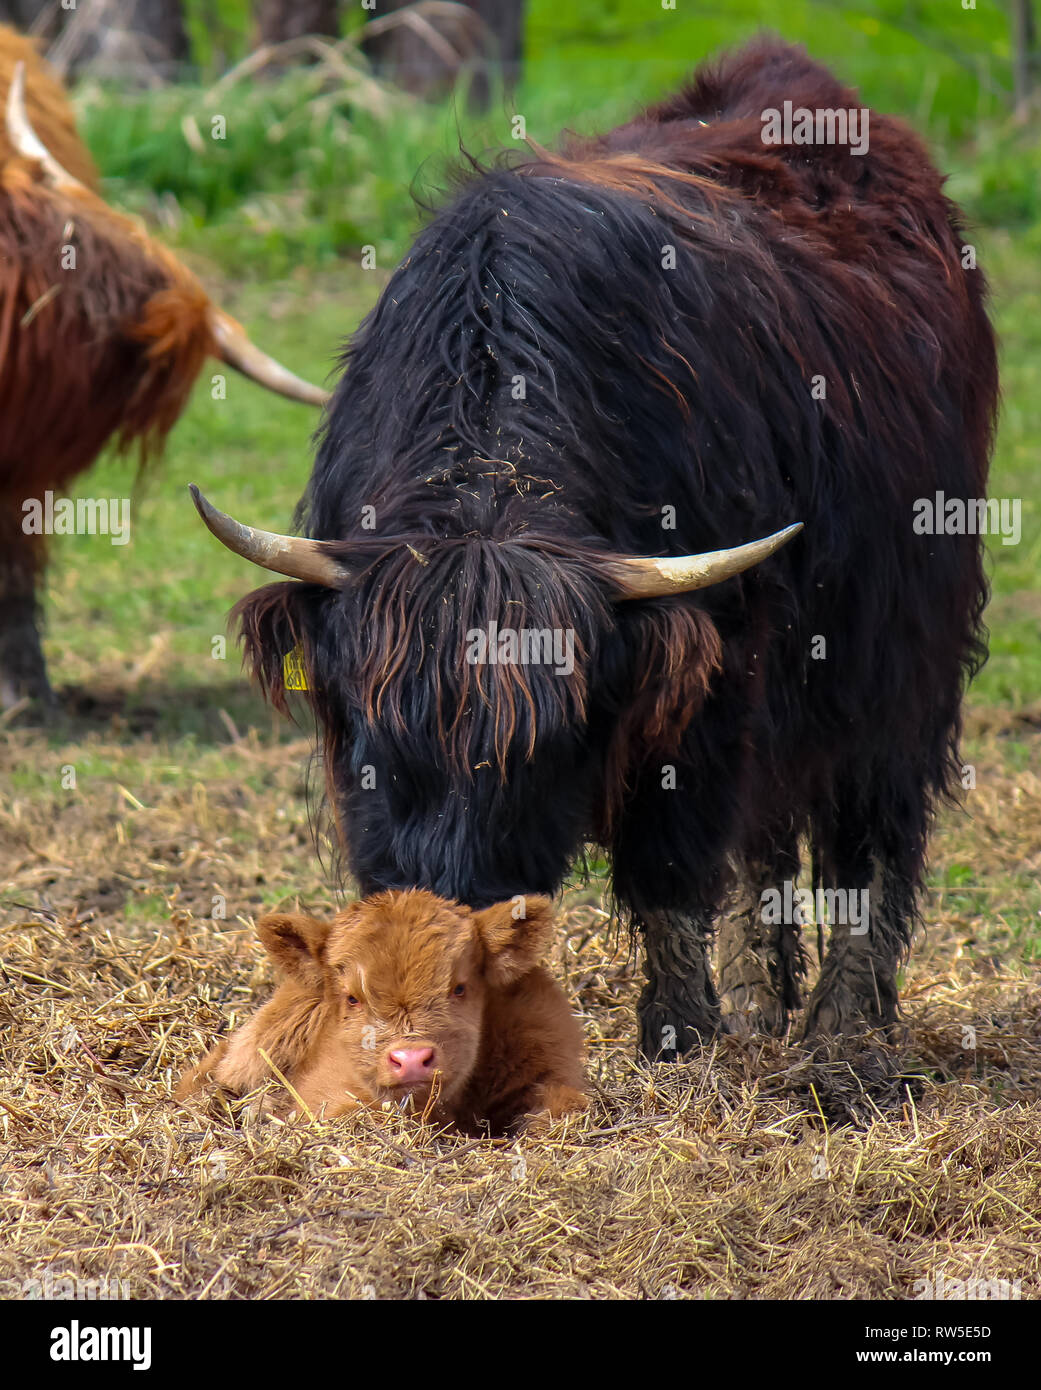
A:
[[0, 524, 52, 712], [717, 838, 806, 1036], [637, 907, 722, 1060], [803, 859, 906, 1038], [803, 801, 921, 1039], [610, 723, 738, 1063]]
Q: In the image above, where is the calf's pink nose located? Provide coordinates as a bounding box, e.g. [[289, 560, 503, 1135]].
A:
[[388, 1046, 436, 1083]]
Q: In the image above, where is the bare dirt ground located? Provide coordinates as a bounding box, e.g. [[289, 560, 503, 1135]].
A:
[[1, 698, 1039, 1300]]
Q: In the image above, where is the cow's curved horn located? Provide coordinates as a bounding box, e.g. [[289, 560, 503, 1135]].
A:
[[208, 311, 330, 407], [6, 61, 88, 193], [189, 485, 349, 587], [603, 523, 803, 600]]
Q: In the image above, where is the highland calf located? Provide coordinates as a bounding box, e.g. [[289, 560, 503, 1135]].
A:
[[178, 890, 587, 1136]]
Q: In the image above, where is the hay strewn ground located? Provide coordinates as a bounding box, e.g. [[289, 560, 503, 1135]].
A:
[[1, 707, 1039, 1300]]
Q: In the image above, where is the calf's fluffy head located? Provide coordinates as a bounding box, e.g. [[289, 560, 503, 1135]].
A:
[[258, 889, 555, 1110]]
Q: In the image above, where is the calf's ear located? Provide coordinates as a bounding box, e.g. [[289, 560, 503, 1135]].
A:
[[474, 895, 555, 986], [257, 912, 331, 988]]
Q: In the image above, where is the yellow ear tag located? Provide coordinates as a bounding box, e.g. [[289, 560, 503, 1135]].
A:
[[283, 645, 308, 691]]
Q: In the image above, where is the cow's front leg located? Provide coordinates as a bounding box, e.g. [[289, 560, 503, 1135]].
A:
[[717, 838, 806, 1036], [802, 803, 921, 1041], [610, 730, 738, 1064], [803, 856, 904, 1040], [637, 907, 723, 1060]]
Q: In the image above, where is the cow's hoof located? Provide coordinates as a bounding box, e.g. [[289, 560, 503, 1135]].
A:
[[718, 979, 790, 1038], [637, 997, 723, 1061], [802, 979, 898, 1044]]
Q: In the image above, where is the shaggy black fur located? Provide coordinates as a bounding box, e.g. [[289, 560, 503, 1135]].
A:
[[234, 38, 997, 1056]]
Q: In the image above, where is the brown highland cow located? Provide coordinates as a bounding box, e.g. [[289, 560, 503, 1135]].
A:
[[0, 27, 327, 709]]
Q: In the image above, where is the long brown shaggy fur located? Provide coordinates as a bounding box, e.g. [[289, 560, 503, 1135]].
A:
[[0, 26, 270, 505], [179, 890, 588, 1137], [0, 176, 215, 492], [0, 24, 237, 703], [0, 34, 219, 495]]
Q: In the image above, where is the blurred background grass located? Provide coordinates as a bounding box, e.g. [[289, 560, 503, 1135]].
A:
[[78, 1, 1041, 274]]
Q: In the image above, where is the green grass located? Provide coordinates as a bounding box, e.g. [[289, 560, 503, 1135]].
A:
[[71, 2, 1040, 278], [45, 272, 369, 732], [175, 0, 1020, 136], [976, 233, 1041, 707]]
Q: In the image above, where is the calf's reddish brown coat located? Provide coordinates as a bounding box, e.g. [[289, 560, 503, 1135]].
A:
[[179, 890, 587, 1136]]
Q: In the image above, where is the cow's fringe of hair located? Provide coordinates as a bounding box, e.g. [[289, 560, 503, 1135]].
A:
[[234, 542, 725, 885], [236, 535, 623, 780]]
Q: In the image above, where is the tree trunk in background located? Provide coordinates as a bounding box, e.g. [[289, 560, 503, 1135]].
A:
[[473, 0, 523, 89], [1011, 0, 1038, 120], [254, 0, 341, 45], [141, 0, 191, 65], [49, 0, 191, 83], [363, 0, 524, 106], [0, 0, 65, 39]]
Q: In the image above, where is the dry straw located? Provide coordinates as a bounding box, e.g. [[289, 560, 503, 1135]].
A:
[[1, 720, 1039, 1299]]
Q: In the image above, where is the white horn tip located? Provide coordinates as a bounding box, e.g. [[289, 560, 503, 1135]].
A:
[[188, 482, 210, 523]]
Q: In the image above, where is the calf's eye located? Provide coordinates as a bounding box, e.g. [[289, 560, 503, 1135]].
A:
[[452, 983, 466, 998], [347, 995, 360, 1007]]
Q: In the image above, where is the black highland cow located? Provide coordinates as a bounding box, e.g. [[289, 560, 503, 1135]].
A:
[[193, 39, 997, 1058]]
